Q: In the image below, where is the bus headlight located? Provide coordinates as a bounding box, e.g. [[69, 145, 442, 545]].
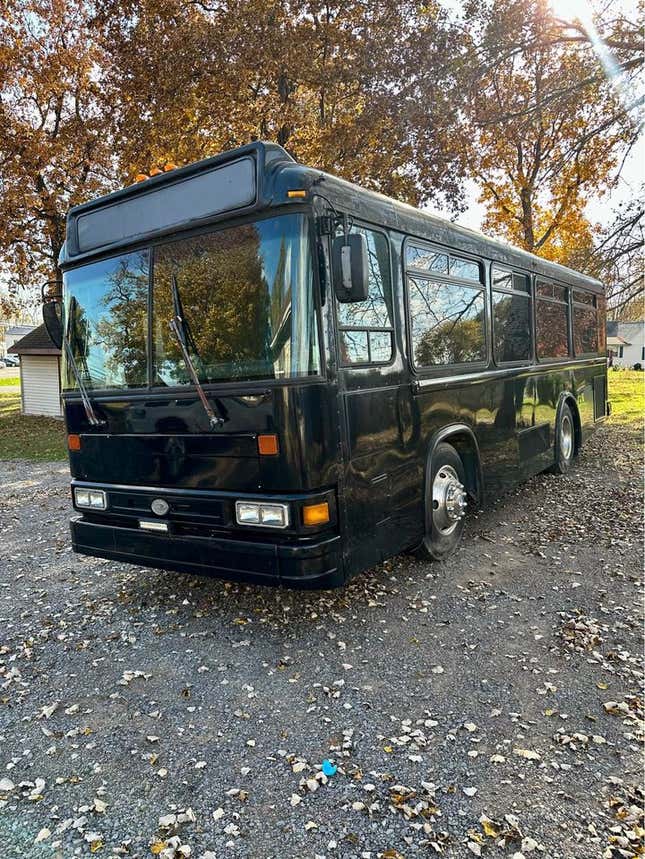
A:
[[235, 501, 289, 528], [74, 488, 107, 510]]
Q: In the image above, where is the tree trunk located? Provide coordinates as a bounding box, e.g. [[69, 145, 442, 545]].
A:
[[520, 186, 535, 252]]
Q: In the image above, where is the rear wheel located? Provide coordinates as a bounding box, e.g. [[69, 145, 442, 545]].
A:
[[416, 442, 468, 561], [550, 403, 575, 474]]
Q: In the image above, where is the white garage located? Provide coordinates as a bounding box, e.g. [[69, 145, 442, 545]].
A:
[[8, 323, 62, 418]]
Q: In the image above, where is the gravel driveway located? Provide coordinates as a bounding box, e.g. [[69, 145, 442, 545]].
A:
[[1, 423, 643, 859]]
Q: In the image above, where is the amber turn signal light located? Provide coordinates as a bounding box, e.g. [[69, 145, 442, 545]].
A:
[[257, 434, 279, 456], [68, 434, 81, 451], [287, 189, 307, 198], [302, 501, 329, 527]]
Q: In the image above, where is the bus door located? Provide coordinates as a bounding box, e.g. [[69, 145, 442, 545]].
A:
[[333, 224, 411, 570]]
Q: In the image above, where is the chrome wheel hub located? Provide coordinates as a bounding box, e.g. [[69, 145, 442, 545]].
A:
[[560, 414, 573, 461], [432, 464, 467, 535]]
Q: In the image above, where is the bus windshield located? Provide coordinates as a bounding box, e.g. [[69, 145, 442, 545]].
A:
[[62, 213, 320, 390]]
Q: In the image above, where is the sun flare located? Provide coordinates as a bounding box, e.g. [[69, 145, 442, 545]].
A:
[[549, 0, 595, 27]]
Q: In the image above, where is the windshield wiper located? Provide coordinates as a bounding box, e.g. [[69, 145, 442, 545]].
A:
[[169, 274, 224, 429], [64, 298, 104, 427]]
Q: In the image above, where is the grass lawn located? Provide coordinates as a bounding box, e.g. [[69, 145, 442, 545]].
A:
[[0, 392, 67, 461], [0, 376, 20, 386], [607, 369, 645, 429]]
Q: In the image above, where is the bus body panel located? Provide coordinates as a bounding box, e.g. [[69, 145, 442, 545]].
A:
[[337, 357, 607, 579], [65, 382, 341, 493]]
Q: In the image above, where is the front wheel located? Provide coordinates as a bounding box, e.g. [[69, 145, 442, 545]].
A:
[[549, 403, 576, 474], [416, 442, 468, 561]]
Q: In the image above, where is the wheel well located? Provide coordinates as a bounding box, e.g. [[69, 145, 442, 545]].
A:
[[563, 395, 582, 454], [436, 431, 483, 505]]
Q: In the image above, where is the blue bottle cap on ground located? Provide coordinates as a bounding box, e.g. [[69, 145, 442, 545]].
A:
[[321, 759, 337, 776]]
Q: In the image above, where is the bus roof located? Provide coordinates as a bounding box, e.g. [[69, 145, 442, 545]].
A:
[[284, 161, 604, 295], [63, 141, 604, 294]]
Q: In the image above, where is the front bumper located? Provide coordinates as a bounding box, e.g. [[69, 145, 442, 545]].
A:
[[70, 517, 344, 588]]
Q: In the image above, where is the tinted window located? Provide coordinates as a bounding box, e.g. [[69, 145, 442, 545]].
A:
[[340, 329, 369, 364], [536, 282, 569, 359], [337, 227, 393, 365], [492, 292, 531, 362], [406, 245, 448, 274], [512, 273, 530, 293], [491, 268, 531, 363], [597, 296, 607, 352], [369, 330, 393, 362], [450, 257, 480, 281], [573, 290, 595, 306], [492, 269, 512, 291], [537, 282, 567, 302], [153, 214, 320, 384], [408, 276, 486, 366], [406, 244, 481, 283], [63, 250, 149, 390], [339, 328, 393, 364], [573, 305, 598, 354]]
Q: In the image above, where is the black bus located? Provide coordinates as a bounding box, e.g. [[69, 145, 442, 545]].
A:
[[44, 141, 608, 588]]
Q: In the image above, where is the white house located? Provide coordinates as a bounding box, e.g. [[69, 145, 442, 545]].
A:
[[606, 321, 645, 368], [1, 324, 35, 358], [7, 323, 62, 417]]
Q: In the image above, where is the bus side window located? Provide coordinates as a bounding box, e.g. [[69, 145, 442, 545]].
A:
[[536, 281, 570, 360], [572, 290, 599, 356], [405, 241, 486, 369], [336, 227, 394, 365], [491, 267, 531, 364]]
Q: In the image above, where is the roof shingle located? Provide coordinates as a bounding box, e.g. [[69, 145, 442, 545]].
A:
[[7, 323, 61, 355]]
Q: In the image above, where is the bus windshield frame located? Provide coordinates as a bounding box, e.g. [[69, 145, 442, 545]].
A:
[[61, 211, 322, 393]]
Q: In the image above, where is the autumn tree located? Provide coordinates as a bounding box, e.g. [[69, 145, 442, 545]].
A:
[[100, 0, 467, 205], [0, 0, 117, 313], [1, 0, 470, 310], [460, 0, 642, 267], [584, 195, 644, 319]]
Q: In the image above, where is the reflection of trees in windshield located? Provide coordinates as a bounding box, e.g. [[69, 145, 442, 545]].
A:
[[153, 215, 318, 384], [155, 224, 270, 384], [63, 251, 148, 390], [96, 257, 148, 386], [63, 299, 90, 388], [63, 215, 319, 391]]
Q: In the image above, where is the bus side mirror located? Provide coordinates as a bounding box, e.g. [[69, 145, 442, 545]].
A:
[[332, 233, 369, 303], [42, 281, 63, 349]]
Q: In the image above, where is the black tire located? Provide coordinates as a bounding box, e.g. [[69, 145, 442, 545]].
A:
[[415, 442, 467, 562], [549, 403, 576, 475]]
